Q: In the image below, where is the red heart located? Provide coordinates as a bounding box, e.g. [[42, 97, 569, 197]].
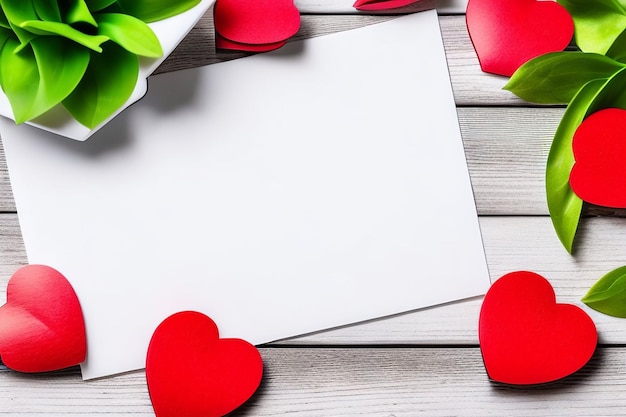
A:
[[466, 0, 573, 76], [570, 108, 626, 208], [479, 271, 597, 385], [146, 311, 263, 417], [0, 265, 86, 372], [353, 0, 420, 11], [215, 33, 287, 52], [214, 0, 300, 50]]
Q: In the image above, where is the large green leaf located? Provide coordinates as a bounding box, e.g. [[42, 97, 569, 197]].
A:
[[20, 20, 108, 52], [558, 0, 626, 54], [0, 37, 90, 123], [0, 38, 40, 123], [85, 0, 117, 12], [0, 0, 38, 25], [546, 79, 604, 253], [547, 67, 626, 253], [29, 36, 90, 119], [65, 0, 97, 26], [63, 42, 138, 128], [0, 7, 10, 29], [504, 52, 625, 104], [33, 0, 62, 22], [115, 0, 201, 22], [95, 13, 162, 57], [583, 266, 626, 317]]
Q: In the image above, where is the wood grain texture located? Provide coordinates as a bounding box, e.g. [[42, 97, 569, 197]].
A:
[[0, 347, 623, 416], [0, 11, 624, 417], [0, 108, 563, 215], [2, 214, 626, 344]]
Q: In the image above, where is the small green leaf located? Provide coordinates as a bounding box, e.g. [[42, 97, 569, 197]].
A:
[[95, 13, 162, 58], [115, 0, 201, 22], [583, 266, 626, 317], [558, 0, 626, 54], [33, 0, 62, 22], [504, 52, 625, 104], [63, 42, 139, 128], [20, 20, 108, 52], [65, 0, 97, 27]]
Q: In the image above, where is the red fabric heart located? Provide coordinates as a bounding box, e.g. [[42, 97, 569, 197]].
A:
[[479, 271, 597, 385], [0, 265, 86, 372], [214, 0, 300, 50], [570, 108, 626, 208], [146, 311, 263, 417], [466, 0, 573, 76], [353, 0, 420, 11]]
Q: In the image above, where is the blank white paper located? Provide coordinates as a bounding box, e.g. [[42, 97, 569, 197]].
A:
[[1, 10, 490, 379]]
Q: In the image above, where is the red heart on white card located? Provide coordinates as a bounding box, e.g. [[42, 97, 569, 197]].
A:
[[479, 271, 597, 385], [466, 0, 573, 76], [0, 265, 86, 372], [146, 311, 263, 417]]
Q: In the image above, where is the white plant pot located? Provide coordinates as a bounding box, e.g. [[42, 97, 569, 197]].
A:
[[0, 0, 215, 141]]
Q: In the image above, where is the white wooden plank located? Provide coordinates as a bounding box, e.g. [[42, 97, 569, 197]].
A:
[[0, 347, 621, 416]]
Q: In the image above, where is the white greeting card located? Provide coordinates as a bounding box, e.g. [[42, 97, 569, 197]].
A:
[[1, 11, 489, 379]]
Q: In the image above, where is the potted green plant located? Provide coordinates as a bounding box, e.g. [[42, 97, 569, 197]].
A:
[[0, 0, 214, 140]]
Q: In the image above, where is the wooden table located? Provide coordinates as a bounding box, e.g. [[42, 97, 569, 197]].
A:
[[1, 5, 626, 416]]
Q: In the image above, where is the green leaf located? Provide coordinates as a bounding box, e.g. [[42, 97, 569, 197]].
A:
[[115, 0, 201, 23], [0, 38, 40, 123], [63, 42, 139, 128], [65, 0, 97, 27], [20, 20, 109, 52], [0, 0, 38, 25], [33, 0, 62, 22], [547, 67, 626, 253], [0, 36, 90, 123], [85, 0, 117, 12], [95, 13, 162, 58], [607, 28, 626, 62], [546, 79, 604, 253], [583, 266, 626, 317], [29, 36, 90, 119], [0, 6, 12, 29], [558, 0, 626, 54], [504, 52, 625, 104], [9, 20, 37, 51]]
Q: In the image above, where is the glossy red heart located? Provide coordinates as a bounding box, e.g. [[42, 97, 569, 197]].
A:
[[214, 0, 300, 50], [0, 264, 86, 372], [570, 108, 626, 208], [353, 0, 420, 11], [479, 271, 597, 385], [466, 0, 573, 76], [146, 311, 263, 417]]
